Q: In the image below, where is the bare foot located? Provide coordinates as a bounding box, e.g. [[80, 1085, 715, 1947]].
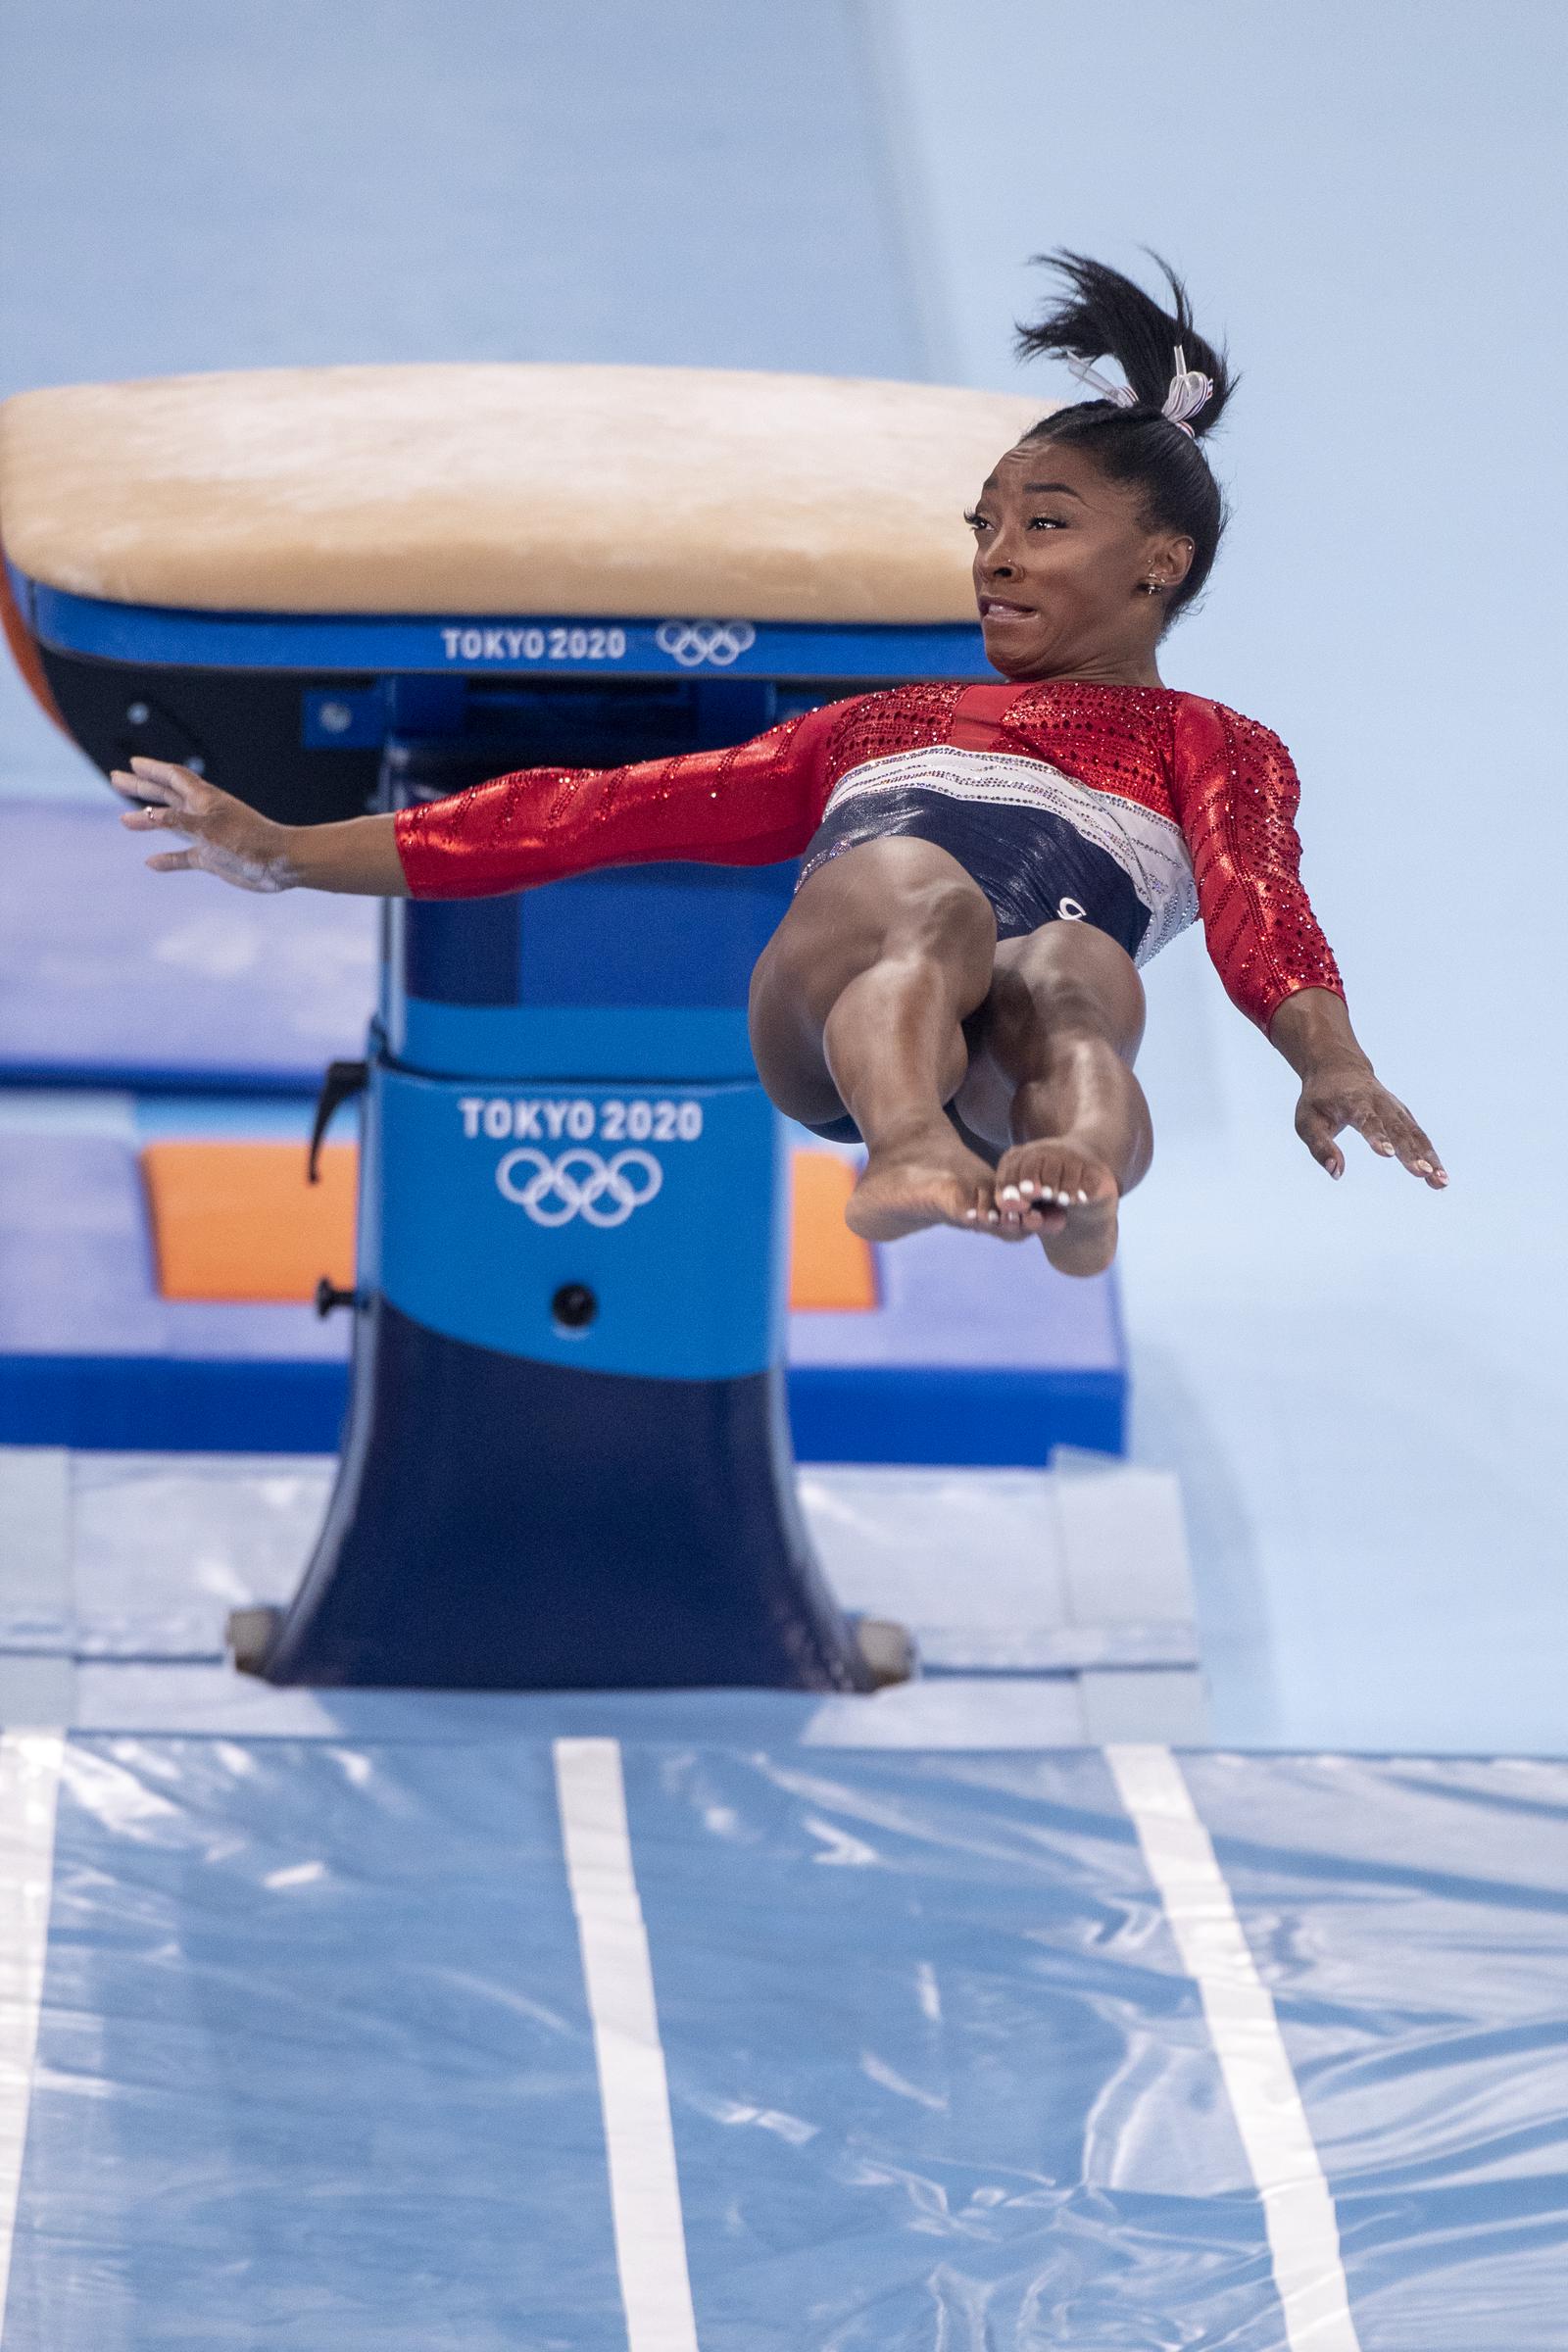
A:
[[846, 1124, 1003, 1241], [994, 1139, 1119, 1275]]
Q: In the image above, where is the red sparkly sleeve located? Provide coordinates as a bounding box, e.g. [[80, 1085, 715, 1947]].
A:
[[1171, 697, 1345, 1031], [393, 701, 846, 901]]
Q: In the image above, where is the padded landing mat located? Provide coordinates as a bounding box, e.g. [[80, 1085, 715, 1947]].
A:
[[0, 801, 376, 1090], [0, 1736, 1563, 2346]]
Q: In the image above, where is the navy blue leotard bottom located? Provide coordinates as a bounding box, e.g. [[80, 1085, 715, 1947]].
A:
[[792, 784, 1151, 1152]]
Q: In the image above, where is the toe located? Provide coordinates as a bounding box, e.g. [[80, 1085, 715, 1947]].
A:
[[995, 1180, 1033, 1231], [997, 1140, 1117, 1220]]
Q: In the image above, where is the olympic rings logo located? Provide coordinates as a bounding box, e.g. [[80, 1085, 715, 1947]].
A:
[[495, 1147, 663, 1228], [655, 618, 758, 668]]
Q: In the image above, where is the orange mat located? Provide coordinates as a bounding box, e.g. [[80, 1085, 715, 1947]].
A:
[[786, 1150, 878, 1311], [140, 1140, 878, 1311], [141, 1141, 358, 1303]]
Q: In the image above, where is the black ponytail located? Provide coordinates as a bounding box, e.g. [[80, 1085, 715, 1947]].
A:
[[1013, 249, 1237, 628]]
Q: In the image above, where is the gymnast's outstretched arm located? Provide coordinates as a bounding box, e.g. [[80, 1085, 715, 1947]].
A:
[[110, 705, 841, 900]]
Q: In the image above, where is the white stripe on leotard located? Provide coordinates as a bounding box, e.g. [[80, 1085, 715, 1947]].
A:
[[821, 745, 1200, 963]]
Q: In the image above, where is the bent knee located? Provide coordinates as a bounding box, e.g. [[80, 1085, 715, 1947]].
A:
[[888, 869, 998, 968], [995, 922, 1146, 1055]]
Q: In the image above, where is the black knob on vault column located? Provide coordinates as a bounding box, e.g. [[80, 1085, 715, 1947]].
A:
[[551, 1283, 598, 1332]]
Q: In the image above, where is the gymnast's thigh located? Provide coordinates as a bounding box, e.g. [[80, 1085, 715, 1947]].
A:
[[747, 838, 996, 1129]]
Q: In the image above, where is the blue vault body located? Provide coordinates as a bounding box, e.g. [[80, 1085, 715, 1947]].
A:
[[276, 692, 861, 1690], [273, 681, 882, 1690]]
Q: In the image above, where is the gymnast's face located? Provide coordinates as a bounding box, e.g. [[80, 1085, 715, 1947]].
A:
[[966, 438, 1194, 682]]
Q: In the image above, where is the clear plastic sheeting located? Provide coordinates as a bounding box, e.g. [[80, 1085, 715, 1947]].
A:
[[8, 1737, 626, 2349], [1, 1740, 1565, 2348], [1184, 1753, 1568, 2350]]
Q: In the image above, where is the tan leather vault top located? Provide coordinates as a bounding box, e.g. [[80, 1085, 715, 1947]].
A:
[[0, 364, 1051, 622]]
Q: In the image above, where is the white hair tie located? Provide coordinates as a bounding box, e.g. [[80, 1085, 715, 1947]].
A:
[[1161, 344, 1215, 437], [1066, 343, 1214, 440]]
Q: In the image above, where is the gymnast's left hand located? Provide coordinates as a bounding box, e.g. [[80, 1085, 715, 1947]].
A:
[[1267, 987, 1446, 1191], [1294, 1061, 1447, 1190], [109, 757, 297, 892]]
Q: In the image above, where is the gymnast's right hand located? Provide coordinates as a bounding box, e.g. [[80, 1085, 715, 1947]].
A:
[[110, 757, 297, 893]]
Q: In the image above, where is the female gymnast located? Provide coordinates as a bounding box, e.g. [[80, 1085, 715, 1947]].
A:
[[112, 252, 1444, 1276]]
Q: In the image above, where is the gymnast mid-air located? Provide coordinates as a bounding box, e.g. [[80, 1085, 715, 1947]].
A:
[[113, 251, 1444, 1276]]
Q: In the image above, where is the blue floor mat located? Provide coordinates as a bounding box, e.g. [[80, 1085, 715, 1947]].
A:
[[2, 1736, 1564, 2348]]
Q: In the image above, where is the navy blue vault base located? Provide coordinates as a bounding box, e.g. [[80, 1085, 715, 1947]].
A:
[[0, 1731, 1562, 2349], [282, 1298, 851, 1689]]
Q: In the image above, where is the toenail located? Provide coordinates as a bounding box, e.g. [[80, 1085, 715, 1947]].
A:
[[1075, 1189, 1089, 1203], [1000, 1186, 1020, 1202], [1019, 1181, 1036, 1197]]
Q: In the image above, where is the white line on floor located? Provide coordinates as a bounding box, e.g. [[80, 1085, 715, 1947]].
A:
[[554, 1738, 699, 2352], [0, 1729, 65, 2342], [1106, 1742, 1360, 2352]]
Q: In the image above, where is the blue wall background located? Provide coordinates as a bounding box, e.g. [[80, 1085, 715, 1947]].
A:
[[879, 0, 1568, 1748], [2, 0, 1562, 1749]]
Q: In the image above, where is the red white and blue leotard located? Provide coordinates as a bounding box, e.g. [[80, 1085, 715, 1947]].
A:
[[395, 678, 1344, 1030]]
